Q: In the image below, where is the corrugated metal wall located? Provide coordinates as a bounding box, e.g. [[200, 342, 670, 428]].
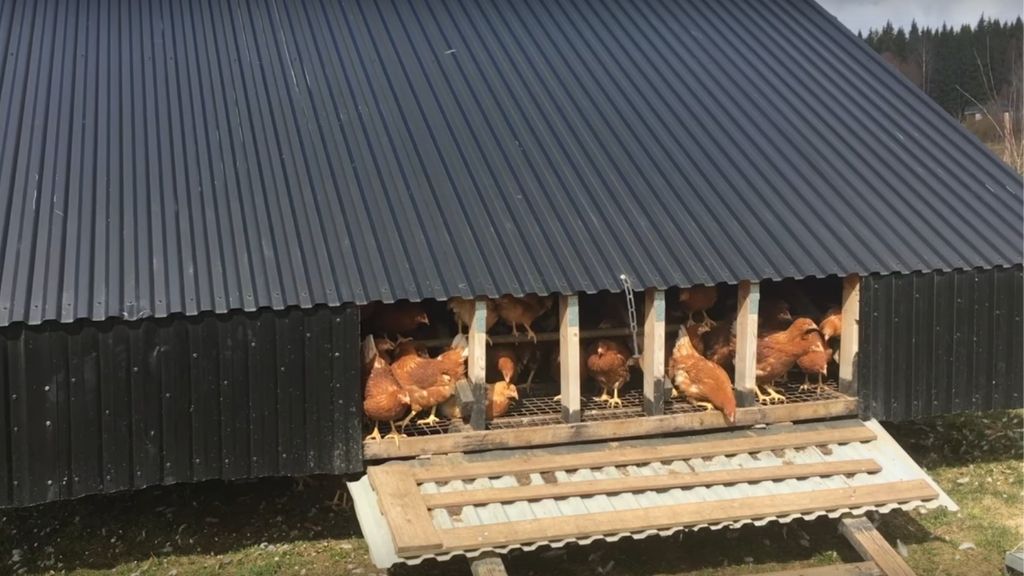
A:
[[0, 305, 361, 507], [859, 266, 1023, 421]]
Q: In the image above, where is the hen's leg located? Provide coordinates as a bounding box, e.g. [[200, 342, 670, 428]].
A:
[[383, 421, 405, 445], [398, 409, 417, 432], [417, 405, 441, 426], [607, 387, 623, 408], [798, 374, 813, 393], [685, 312, 695, 326], [594, 385, 610, 403], [699, 311, 716, 329], [691, 401, 715, 412], [364, 422, 382, 442], [525, 324, 538, 343]]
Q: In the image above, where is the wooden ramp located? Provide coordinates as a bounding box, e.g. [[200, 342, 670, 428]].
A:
[[350, 418, 955, 568]]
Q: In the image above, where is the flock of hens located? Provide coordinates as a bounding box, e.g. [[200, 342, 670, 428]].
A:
[[360, 287, 842, 444]]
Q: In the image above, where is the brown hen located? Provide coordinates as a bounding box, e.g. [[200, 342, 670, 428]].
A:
[[585, 339, 632, 408], [496, 294, 554, 342], [703, 298, 794, 370], [392, 345, 467, 429], [448, 297, 498, 337], [755, 318, 823, 404], [669, 324, 737, 424], [679, 285, 717, 327], [796, 329, 830, 394], [363, 355, 411, 443], [819, 307, 842, 342], [370, 301, 430, 338]]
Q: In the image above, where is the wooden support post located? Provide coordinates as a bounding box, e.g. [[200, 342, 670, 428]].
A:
[[839, 275, 861, 397], [559, 294, 581, 423], [840, 517, 915, 575], [468, 298, 489, 430], [468, 552, 508, 576], [734, 280, 760, 407], [642, 288, 666, 415]]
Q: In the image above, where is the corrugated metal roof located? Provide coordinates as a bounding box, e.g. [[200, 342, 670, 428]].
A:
[[350, 419, 956, 568], [1, 0, 1021, 327]]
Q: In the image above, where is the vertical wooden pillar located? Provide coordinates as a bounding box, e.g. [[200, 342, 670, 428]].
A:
[[734, 280, 760, 407], [642, 288, 666, 415], [838, 275, 861, 397], [468, 298, 489, 430], [559, 294, 581, 423]]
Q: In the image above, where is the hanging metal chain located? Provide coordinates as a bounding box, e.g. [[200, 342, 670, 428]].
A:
[[619, 274, 640, 357]]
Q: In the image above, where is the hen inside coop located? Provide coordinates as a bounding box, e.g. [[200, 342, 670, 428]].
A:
[[359, 276, 859, 457]]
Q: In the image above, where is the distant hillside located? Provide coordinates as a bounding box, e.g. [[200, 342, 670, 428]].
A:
[[860, 17, 1022, 119]]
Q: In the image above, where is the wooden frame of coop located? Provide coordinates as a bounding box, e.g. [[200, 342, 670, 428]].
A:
[[363, 275, 863, 461]]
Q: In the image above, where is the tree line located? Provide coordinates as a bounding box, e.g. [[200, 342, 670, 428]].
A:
[[860, 17, 1023, 118]]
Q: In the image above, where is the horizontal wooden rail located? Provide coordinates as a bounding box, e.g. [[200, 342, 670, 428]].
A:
[[412, 420, 875, 482], [437, 480, 937, 552], [422, 459, 882, 508], [400, 324, 684, 348], [363, 398, 859, 461]]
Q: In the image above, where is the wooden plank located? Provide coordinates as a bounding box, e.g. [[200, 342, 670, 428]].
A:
[[411, 420, 875, 482], [559, 294, 581, 423], [642, 288, 666, 416], [840, 517, 916, 576], [366, 466, 442, 555], [468, 553, 508, 576], [734, 280, 760, 407], [758, 561, 883, 576], [421, 459, 882, 508], [469, 299, 489, 431], [437, 480, 937, 553], [412, 325, 684, 348], [363, 396, 859, 460], [839, 275, 861, 397]]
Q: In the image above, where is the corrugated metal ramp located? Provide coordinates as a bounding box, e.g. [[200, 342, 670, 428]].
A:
[[349, 418, 954, 568]]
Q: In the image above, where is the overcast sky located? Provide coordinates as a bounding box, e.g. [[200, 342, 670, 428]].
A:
[[817, 0, 1023, 34]]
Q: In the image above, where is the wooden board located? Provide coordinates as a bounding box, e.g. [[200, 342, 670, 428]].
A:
[[840, 517, 915, 576], [366, 467, 443, 554], [412, 422, 876, 482], [642, 288, 666, 416], [421, 459, 882, 508], [559, 294, 581, 423], [759, 561, 883, 576], [839, 275, 861, 397], [438, 480, 937, 552], [363, 396, 859, 460], [734, 281, 760, 407], [468, 553, 508, 576]]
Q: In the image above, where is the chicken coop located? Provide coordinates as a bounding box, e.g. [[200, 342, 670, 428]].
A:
[[0, 0, 1021, 573]]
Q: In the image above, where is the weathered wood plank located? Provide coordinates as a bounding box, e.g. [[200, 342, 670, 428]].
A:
[[366, 466, 442, 555], [734, 281, 760, 407], [759, 561, 883, 576], [411, 420, 875, 482], [363, 397, 859, 460], [840, 517, 916, 576], [839, 275, 861, 397], [468, 553, 508, 576], [437, 480, 937, 553], [560, 294, 581, 423], [643, 289, 666, 416], [468, 299, 489, 430], [421, 459, 882, 508]]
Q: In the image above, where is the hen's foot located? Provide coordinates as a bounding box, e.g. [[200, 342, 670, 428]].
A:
[[364, 423, 382, 443], [417, 414, 441, 426], [756, 385, 787, 404], [605, 390, 623, 409], [692, 401, 715, 412]]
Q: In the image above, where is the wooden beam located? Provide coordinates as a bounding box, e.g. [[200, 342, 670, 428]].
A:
[[468, 298, 489, 430], [734, 280, 760, 407], [362, 396, 859, 460], [411, 420, 875, 482], [437, 480, 937, 552], [412, 325, 681, 348], [840, 517, 916, 576], [421, 459, 882, 508], [839, 275, 861, 397], [642, 289, 666, 415], [559, 294, 581, 423], [468, 553, 508, 576], [759, 561, 883, 576], [366, 467, 442, 555]]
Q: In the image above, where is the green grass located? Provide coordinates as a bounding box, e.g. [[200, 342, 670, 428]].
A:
[[1, 410, 1020, 575]]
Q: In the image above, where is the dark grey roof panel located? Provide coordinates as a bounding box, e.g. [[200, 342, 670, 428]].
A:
[[0, 0, 1020, 327]]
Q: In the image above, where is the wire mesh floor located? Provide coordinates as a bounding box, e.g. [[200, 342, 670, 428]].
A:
[[366, 376, 850, 438]]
